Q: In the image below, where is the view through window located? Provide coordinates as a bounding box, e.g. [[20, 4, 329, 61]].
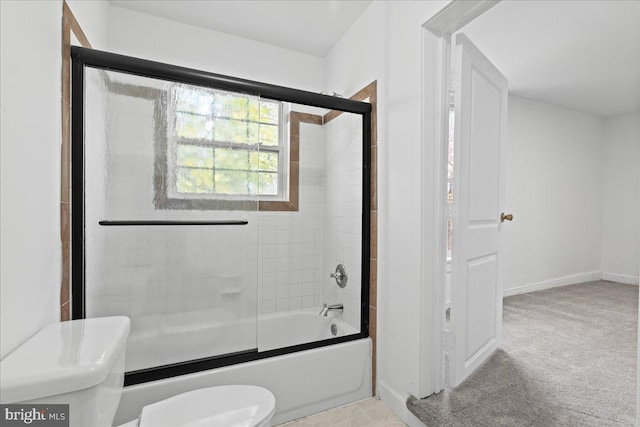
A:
[[171, 86, 285, 198]]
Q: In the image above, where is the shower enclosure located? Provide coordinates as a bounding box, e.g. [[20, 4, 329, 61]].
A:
[[71, 47, 371, 385]]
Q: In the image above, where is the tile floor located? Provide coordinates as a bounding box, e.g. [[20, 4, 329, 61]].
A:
[[277, 398, 407, 427]]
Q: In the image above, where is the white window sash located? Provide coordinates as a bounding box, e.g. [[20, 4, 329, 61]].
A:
[[167, 87, 289, 201]]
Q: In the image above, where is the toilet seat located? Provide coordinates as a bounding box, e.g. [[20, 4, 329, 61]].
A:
[[136, 385, 275, 427]]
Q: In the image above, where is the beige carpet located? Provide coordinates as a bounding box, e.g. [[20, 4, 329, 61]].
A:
[[407, 281, 638, 426]]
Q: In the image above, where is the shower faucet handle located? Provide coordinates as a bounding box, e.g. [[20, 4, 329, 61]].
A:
[[330, 271, 343, 279], [330, 264, 348, 288]]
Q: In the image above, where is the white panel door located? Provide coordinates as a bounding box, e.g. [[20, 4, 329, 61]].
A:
[[449, 33, 508, 387]]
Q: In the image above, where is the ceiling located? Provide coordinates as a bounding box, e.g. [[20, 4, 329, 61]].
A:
[[109, 0, 372, 57], [461, 0, 640, 117], [109, 1, 638, 117]]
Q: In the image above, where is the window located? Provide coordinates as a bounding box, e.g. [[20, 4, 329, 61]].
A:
[[168, 86, 287, 202]]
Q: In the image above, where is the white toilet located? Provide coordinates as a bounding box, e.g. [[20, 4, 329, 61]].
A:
[[0, 317, 275, 427]]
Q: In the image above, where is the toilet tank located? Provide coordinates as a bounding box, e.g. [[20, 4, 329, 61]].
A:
[[0, 317, 130, 427]]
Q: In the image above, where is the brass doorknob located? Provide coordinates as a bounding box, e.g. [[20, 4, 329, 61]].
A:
[[501, 213, 514, 222]]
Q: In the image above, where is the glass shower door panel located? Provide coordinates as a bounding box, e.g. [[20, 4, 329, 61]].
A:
[[86, 227, 258, 371], [255, 104, 364, 352], [321, 111, 363, 335], [83, 68, 259, 372]]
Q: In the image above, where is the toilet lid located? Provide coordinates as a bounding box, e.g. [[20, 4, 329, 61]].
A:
[[138, 385, 276, 427]]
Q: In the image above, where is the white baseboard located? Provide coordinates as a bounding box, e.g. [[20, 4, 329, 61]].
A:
[[377, 380, 427, 427], [602, 272, 640, 285], [503, 271, 603, 297]]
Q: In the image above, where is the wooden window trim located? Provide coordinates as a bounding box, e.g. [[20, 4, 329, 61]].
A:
[[259, 111, 322, 211]]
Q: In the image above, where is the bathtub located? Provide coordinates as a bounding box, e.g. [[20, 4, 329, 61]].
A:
[[113, 309, 371, 425], [258, 309, 359, 351]]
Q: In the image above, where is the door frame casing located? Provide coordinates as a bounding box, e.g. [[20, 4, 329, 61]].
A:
[[418, 0, 501, 398]]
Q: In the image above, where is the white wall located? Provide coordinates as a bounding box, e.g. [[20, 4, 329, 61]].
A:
[[107, 6, 324, 93], [601, 112, 640, 284], [66, 0, 110, 49], [0, 1, 63, 359], [325, 1, 451, 422], [503, 96, 605, 294]]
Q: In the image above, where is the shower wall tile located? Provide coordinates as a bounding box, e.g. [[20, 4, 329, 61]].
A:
[[322, 83, 376, 398], [258, 121, 324, 315], [302, 295, 315, 308], [60, 302, 70, 322], [276, 298, 290, 312], [262, 299, 276, 315], [290, 297, 302, 310], [370, 258, 377, 305], [322, 112, 363, 331]]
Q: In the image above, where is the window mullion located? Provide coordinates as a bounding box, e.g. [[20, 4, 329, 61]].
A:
[[211, 143, 216, 194], [247, 96, 252, 195], [177, 138, 261, 151], [172, 86, 284, 199], [259, 146, 281, 154]]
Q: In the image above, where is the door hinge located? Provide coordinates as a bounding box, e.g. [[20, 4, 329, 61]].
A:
[[447, 204, 457, 219], [442, 330, 455, 353], [449, 74, 460, 93]]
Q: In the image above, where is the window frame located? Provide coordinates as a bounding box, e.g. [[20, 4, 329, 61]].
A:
[[167, 87, 289, 202]]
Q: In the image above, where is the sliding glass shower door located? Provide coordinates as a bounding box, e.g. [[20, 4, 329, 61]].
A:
[[73, 47, 372, 385], [83, 68, 261, 372]]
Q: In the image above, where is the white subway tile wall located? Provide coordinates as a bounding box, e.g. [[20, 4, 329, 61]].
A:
[[322, 113, 363, 331], [258, 113, 363, 332], [258, 122, 324, 314]]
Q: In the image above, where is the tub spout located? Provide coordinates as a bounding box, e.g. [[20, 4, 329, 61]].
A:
[[319, 303, 343, 317]]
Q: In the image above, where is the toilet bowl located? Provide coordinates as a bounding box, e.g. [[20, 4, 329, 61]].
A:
[[118, 385, 276, 427], [0, 317, 275, 427]]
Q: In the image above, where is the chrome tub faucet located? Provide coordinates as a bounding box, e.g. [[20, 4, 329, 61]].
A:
[[319, 303, 344, 317]]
